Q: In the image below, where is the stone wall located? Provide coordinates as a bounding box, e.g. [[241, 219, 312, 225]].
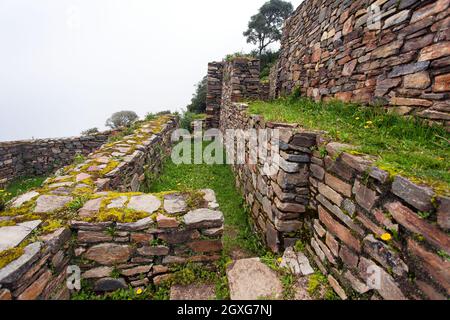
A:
[[206, 62, 224, 129], [0, 133, 112, 187], [220, 103, 314, 252], [0, 115, 224, 300], [272, 0, 450, 128]]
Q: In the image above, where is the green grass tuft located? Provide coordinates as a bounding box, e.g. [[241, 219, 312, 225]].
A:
[[249, 98, 450, 193]]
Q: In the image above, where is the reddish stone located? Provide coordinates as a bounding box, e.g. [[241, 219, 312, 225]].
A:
[[404, 71, 431, 89], [411, 0, 450, 24], [353, 180, 378, 212], [311, 44, 322, 63], [77, 230, 113, 243], [318, 206, 361, 252], [131, 233, 153, 244], [407, 239, 450, 295], [84, 244, 133, 265], [325, 232, 339, 256], [339, 245, 359, 268], [325, 173, 352, 197], [335, 91, 353, 102], [318, 183, 343, 206], [137, 245, 169, 256], [419, 42, 450, 61], [371, 40, 403, 59], [17, 269, 52, 300], [343, 17, 353, 35], [416, 280, 447, 300], [157, 214, 180, 229], [437, 196, 450, 231], [389, 97, 433, 107], [385, 202, 450, 253], [433, 73, 450, 92], [342, 59, 357, 76], [187, 240, 222, 253], [402, 34, 434, 52], [0, 289, 12, 300]]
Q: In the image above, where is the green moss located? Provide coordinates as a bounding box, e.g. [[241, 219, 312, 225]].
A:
[[0, 247, 24, 269], [307, 272, 328, 298], [41, 220, 64, 234]]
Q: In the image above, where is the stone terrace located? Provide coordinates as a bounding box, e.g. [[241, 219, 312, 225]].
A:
[[0, 115, 224, 300]]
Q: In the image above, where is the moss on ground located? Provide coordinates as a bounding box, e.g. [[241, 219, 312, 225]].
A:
[[249, 97, 450, 194]]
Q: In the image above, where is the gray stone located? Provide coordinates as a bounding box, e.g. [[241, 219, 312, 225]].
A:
[[127, 195, 161, 213], [201, 226, 224, 237], [391, 176, 434, 212], [280, 247, 314, 276], [82, 267, 113, 279], [107, 196, 128, 209], [164, 194, 187, 214], [227, 258, 283, 300], [116, 217, 154, 231], [94, 278, 127, 292], [201, 189, 217, 203], [0, 220, 42, 251], [0, 242, 41, 284], [34, 195, 73, 213], [78, 198, 103, 217], [343, 271, 370, 294], [170, 284, 216, 300], [10, 191, 40, 208], [183, 209, 224, 229], [388, 61, 430, 78]]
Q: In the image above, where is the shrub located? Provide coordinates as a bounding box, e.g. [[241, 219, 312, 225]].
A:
[[105, 111, 139, 129], [81, 128, 99, 136]]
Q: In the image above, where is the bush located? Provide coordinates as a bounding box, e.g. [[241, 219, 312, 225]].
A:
[[0, 190, 11, 211], [105, 111, 139, 130], [81, 127, 99, 136]]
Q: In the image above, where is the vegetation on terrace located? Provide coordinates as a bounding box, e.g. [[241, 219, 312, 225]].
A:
[[249, 95, 450, 194]]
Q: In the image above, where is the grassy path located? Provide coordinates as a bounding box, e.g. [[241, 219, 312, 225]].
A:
[[149, 143, 265, 259]]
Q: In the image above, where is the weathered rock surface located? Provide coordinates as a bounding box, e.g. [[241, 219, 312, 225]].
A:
[[183, 209, 224, 229], [0, 220, 41, 251], [227, 258, 283, 300], [127, 195, 161, 213], [34, 195, 73, 213], [170, 284, 216, 300]]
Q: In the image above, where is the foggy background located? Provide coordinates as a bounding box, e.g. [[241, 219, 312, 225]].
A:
[[0, 0, 302, 141]]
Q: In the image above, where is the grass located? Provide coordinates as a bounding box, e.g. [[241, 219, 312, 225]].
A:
[[3, 176, 47, 202], [148, 142, 265, 257], [249, 97, 450, 194]]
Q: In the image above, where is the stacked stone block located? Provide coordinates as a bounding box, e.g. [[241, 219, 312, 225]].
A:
[[206, 62, 224, 129], [0, 133, 111, 187], [272, 0, 450, 129]]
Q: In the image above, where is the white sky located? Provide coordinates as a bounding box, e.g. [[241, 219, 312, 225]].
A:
[[0, 0, 303, 141]]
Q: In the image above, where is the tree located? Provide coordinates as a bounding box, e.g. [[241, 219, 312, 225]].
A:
[[81, 127, 99, 136], [243, 0, 293, 56], [105, 111, 139, 129], [186, 76, 207, 114]]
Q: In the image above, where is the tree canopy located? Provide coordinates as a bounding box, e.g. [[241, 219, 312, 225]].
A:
[[186, 76, 207, 114], [105, 111, 139, 129], [243, 0, 293, 56]]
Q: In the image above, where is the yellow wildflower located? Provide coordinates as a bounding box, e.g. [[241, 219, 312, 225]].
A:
[[355, 117, 360, 120], [136, 288, 143, 295], [277, 257, 283, 264], [366, 121, 373, 124], [381, 233, 392, 241], [364, 126, 370, 129]]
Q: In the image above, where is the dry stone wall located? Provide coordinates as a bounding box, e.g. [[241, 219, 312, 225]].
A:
[[0, 115, 225, 300], [0, 133, 112, 187], [272, 0, 450, 129], [214, 57, 449, 300]]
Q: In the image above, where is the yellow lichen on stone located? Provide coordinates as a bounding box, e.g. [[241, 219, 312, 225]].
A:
[[0, 247, 24, 269]]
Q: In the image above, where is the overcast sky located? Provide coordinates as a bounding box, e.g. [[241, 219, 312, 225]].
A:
[[0, 0, 303, 141]]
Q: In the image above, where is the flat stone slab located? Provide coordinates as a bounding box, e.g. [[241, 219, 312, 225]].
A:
[[183, 209, 224, 229], [34, 195, 73, 213], [0, 220, 42, 251], [127, 195, 161, 213], [107, 196, 128, 209], [0, 242, 41, 284], [163, 194, 187, 214], [79, 198, 103, 218], [170, 284, 216, 300], [76, 173, 91, 182], [280, 247, 314, 276], [10, 191, 40, 208], [227, 258, 283, 300]]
